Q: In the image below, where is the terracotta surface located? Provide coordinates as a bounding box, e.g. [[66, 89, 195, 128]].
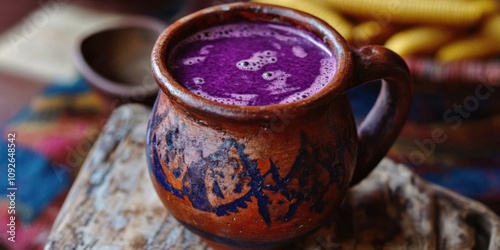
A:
[[147, 3, 412, 249]]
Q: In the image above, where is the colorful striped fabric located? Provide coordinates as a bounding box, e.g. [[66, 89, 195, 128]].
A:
[[0, 78, 110, 249]]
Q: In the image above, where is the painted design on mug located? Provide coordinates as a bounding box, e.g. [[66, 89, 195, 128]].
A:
[[149, 123, 346, 226]]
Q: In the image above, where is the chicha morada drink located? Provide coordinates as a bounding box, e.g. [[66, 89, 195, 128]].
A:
[[168, 21, 337, 106]]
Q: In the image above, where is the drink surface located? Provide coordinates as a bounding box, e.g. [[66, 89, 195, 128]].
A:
[[168, 21, 337, 106]]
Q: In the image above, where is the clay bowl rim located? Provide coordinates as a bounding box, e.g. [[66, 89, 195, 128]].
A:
[[151, 2, 353, 121], [75, 16, 167, 99]]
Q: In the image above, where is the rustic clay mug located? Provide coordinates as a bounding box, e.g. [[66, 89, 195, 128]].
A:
[[147, 2, 412, 249]]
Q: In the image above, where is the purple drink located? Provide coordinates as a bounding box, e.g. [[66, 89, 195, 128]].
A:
[[168, 21, 337, 106]]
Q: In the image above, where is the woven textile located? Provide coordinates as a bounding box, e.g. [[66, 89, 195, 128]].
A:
[[0, 78, 110, 249]]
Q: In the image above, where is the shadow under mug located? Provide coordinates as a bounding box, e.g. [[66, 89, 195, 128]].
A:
[[147, 2, 412, 249]]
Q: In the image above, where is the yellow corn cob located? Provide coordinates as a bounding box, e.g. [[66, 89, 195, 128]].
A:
[[436, 36, 500, 61], [352, 21, 399, 46], [480, 15, 500, 40], [323, 0, 498, 27], [436, 14, 500, 61], [384, 26, 456, 57], [252, 0, 353, 41]]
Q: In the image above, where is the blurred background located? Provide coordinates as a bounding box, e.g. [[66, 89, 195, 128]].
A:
[[0, 0, 499, 249]]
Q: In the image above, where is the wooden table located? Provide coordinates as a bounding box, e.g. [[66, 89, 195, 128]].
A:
[[45, 104, 500, 249]]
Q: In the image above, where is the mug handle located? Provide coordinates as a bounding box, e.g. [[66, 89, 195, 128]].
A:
[[347, 45, 413, 186]]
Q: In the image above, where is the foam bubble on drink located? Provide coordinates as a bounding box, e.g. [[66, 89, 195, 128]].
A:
[[262, 70, 295, 95], [236, 50, 277, 71], [193, 77, 205, 84], [262, 70, 281, 81], [199, 45, 213, 55], [292, 46, 307, 58], [190, 88, 256, 106], [230, 93, 257, 103], [182, 56, 205, 65], [280, 57, 337, 104]]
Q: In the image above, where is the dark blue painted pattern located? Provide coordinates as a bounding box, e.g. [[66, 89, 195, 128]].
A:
[[147, 107, 346, 226], [149, 134, 184, 198], [212, 181, 225, 199]]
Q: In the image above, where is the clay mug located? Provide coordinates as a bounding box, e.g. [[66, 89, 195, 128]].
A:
[[147, 2, 412, 249]]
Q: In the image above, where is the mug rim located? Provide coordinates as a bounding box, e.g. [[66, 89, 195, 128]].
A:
[[151, 2, 353, 121]]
